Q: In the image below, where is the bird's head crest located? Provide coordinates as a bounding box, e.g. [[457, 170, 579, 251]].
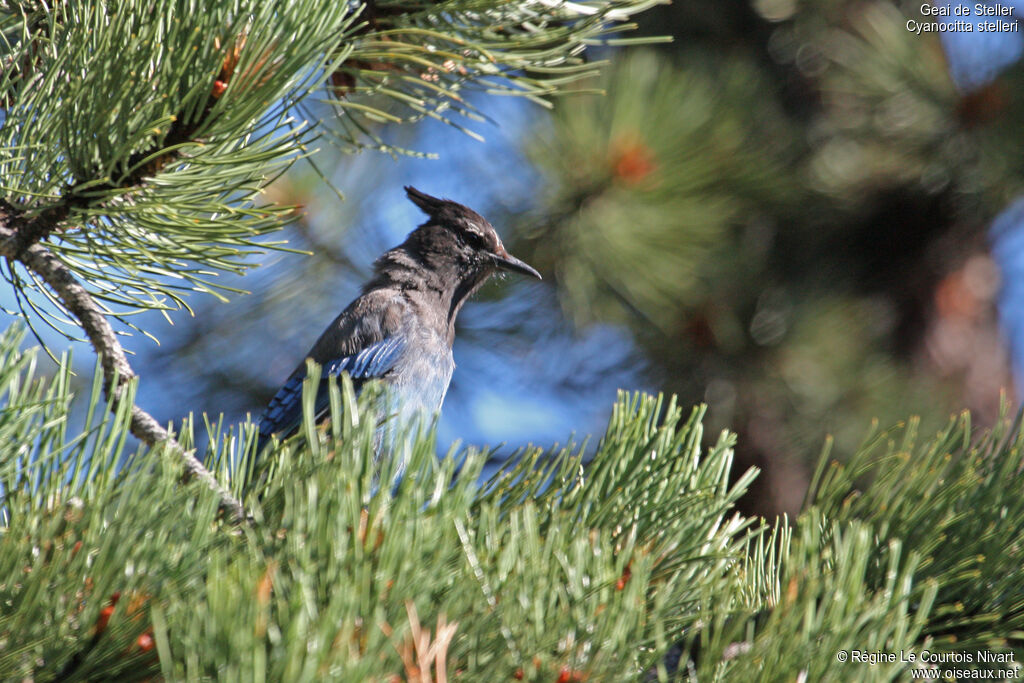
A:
[[403, 186, 541, 280], [404, 185, 496, 245]]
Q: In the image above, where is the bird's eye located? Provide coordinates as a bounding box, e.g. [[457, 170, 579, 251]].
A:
[[462, 231, 488, 250]]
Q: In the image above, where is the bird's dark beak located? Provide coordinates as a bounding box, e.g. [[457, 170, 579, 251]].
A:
[[491, 247, 542, 279]]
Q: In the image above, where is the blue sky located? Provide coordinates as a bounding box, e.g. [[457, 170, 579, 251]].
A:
[[1, 94, 643, 464]]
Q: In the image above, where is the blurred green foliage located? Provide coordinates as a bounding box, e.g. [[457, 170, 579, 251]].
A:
[[508, 0, 1024, 514]]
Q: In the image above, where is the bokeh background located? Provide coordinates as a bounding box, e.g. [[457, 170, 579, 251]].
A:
[[20, 0, 1024, 517]]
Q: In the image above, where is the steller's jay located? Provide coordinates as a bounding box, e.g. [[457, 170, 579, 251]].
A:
[[256, 186, 541, 454]]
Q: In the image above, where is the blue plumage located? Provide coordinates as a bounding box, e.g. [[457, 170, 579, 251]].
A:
[[255, 187, 540, 458], [257, 335, 408, 448]]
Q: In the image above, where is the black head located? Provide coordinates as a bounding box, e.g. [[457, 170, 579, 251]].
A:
[[404, 186, 541, 280]]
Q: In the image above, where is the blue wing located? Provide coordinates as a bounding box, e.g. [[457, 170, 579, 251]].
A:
[[256, 336, 407, 449]]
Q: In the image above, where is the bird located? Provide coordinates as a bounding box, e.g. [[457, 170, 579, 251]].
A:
[[255, 186, 541, 455]]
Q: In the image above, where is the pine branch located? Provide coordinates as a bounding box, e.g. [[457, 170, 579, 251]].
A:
[[0, 353, 759, 679], [0, 210, 246, 523], [322, 0, 669, 152], [0, 199, 71, 259], [0, 1, 356, 334]]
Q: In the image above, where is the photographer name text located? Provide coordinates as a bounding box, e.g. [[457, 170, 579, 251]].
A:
[[836, 648, 1020, 679], [845, 649, 1015, 665]]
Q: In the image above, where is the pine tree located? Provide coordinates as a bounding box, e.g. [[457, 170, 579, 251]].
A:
[[0, 0, 659, 518], [2, 1, 1023, 680]]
